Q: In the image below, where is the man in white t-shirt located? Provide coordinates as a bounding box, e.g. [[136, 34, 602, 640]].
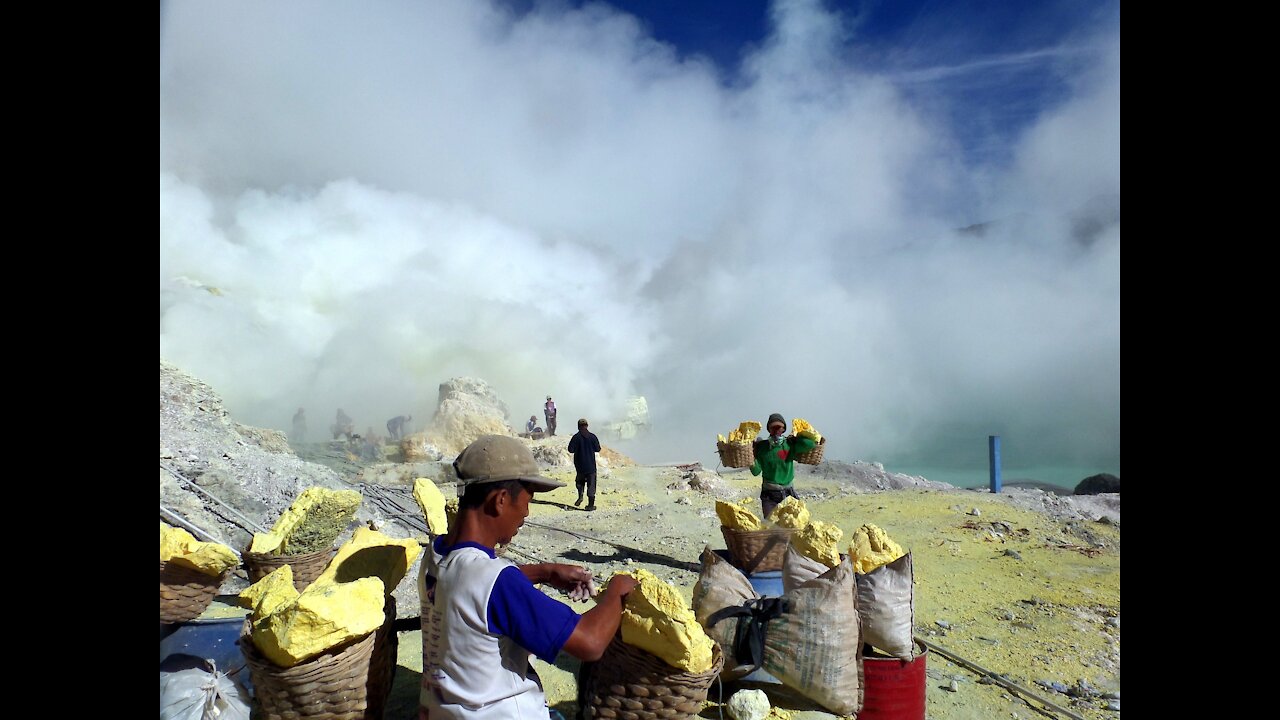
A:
[[419, 435, 638, 720]]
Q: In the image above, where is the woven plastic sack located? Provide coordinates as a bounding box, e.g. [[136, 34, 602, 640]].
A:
[[160, 658, 251, 720], [692, 547, 863, 715], [782, 546, 914, 660]]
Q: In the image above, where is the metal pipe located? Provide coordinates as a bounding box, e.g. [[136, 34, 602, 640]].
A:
[[914, 636, 1088, 720], [989, 435, 1003, 494], [160, 460, 268, 534]]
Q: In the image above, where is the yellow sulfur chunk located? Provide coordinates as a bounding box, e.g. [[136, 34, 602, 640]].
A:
[[250, 575, 386, 667], [718, 434, 727, 443], [792, 520, 844, 568], [413, 478, 449, 535], [716, 499, 762, 531], [767, 496, 810, 529], [160, 522, 239, 576], [848, 524, 906, 574], [249, 487, 362, 556], [791, 418, 822, 443], [724, 420, 763, 445], [239, 565, 300, 615], [312, 527, 422, 596], [615, 569, 715, 673]]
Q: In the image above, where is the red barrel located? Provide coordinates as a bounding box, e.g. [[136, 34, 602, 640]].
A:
[[859, 643, 927, 720]]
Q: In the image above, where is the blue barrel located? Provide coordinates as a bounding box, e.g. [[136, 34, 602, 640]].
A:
[[159, 616, 250, 689]]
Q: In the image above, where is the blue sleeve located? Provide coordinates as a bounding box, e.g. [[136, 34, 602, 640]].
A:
[[487, 565, 581, 662], [592, 434, 601, 452], [568, 435, 579, 453]]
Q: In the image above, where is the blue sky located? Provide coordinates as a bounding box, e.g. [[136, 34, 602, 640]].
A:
[[506, 0, 1118, 166]]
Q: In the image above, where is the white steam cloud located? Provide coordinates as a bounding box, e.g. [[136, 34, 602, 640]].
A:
[[160, 0, 1119, 485]]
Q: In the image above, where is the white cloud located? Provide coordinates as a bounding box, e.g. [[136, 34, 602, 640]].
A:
[[160, 0, 1119, 483]]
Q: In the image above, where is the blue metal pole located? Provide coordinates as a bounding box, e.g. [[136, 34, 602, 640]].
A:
[[989, 435, 1002, 493]]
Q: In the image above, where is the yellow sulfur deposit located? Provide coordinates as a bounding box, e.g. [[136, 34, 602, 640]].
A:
[[791, 418, 822, 443], [848, 524, 906, 574], [249, 575, 386, 667], [792, 520, 844, 568], [238, 565, 299, 616], [160, 522, 239, 576], [239, 528, 417, 667], [767, 496, 810, 529], [717, 499, 762, 531], [249, 487, 362, 556], [413, 478, 449, 535], [720, 421, 762, 445], [615, 569, 715, 673], [312, 527, 422, 596]]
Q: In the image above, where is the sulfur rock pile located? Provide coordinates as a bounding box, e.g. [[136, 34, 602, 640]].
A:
[[239, 527, 422, 667], [160, 522, 239, 576], [249, 487, 362, 556], [615, 569, 716, 673]]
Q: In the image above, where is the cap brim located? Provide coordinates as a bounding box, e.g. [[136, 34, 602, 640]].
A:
[[523, 475, 566, 492]]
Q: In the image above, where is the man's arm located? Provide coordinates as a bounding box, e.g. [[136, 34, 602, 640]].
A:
[[568, 434, 579, 453], [560, 574, 639, 661], [591, 434, 601, 452]]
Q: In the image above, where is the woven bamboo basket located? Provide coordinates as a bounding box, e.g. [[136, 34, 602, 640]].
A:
[[241, 619, 377, 720], [716, 441, 755, 469], [160, 560, 227, 624], [366, 601, 398, 720], [720, 526, 794, 574], [580, 637, 724, 720], [243, 546, 337, 591], [792, 437, 825, 465]]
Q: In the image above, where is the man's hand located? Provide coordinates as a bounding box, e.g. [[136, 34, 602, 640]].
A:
[[541, 563, 596, 601]]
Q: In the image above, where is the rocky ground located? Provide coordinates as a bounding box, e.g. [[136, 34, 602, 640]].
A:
[[162, 360, 1119, 719]]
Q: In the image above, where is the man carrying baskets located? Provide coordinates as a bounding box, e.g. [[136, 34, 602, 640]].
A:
[[751, 413, 817, 517], [419, 435, 639, 720]]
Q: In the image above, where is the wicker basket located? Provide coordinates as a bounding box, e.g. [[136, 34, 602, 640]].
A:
[[720, 526, 794, 574], [241, 619, 378, 720], [243, 546, 337, 591], [716, 441, 755, 469], [793, 436, 825, 465], [580, 638, 724, 720], [366, 601, 398, 720], [160, 560, 227, 624]]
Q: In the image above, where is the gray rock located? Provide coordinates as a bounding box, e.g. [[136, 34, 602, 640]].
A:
[[947, 680, 959, 693], [1106, 616, 1120, 628], [1074, 473, 1120, 495], [1102, 691, 1119, 700], [936, 620, 952, 629], [1003, 549, 1022, 560], [968, 507, 982, 517], [1106, 700, 1120, 712]]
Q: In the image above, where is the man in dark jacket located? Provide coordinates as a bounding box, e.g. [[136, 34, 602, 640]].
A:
[[567, 418, 602, 511]]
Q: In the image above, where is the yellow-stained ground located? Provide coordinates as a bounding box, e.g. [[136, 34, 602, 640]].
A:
[[193, 463, 1119, 720]]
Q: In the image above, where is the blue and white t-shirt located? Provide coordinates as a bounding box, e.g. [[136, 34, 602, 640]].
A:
[[420, 538, 580, 720]]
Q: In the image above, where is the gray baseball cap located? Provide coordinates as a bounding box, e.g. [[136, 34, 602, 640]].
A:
[[453, 435, 565, 492]]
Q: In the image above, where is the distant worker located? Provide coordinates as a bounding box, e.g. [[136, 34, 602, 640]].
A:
[[361, 430, 382, 461], [291, 408, 307, 443], [567, 418, 602, 511], [751, 413, 817, 517], [387, 414, 413, 441], [332, 408, 354, 440], [527, 415, 538, 434], [544, 395, 558, 437]]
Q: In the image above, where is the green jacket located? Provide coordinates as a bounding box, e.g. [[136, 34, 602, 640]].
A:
[[750, 435, 817, 487]]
